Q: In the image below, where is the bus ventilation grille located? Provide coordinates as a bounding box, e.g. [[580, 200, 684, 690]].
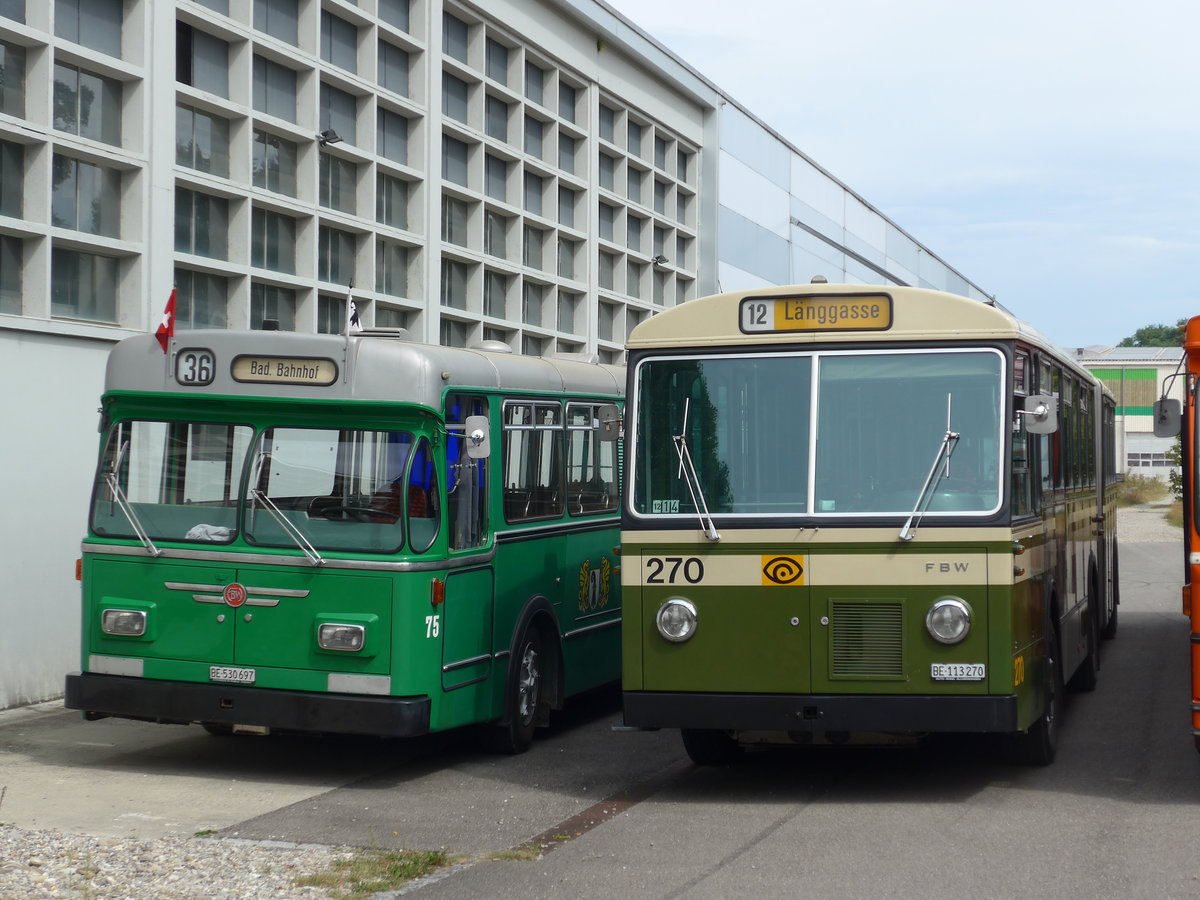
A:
[[830, 601, 904, 678]]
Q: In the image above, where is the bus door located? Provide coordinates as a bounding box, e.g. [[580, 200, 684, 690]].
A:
[[441, 395, 494, 690]]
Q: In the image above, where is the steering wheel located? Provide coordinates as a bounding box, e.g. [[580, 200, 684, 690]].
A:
[[318, 505, 398, 523]]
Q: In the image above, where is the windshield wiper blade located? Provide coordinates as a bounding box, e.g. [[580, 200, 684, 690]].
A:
[[104, 444, 162, 557], [248, 451, 325, 567], [898, 428, 960, 542], [673, 398, 720, 542]]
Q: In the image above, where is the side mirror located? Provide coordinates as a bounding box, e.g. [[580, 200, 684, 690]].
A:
[[1022, 394, 1058, 434], [464, 415, 490, 458], [596, 404, 623, 442], [1153, 398, 1181, 437]]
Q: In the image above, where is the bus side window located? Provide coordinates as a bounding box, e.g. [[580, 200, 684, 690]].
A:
[[1012, 351, 1033, 517], [445, 393, 489, 550], [408, 437, 440, 553]]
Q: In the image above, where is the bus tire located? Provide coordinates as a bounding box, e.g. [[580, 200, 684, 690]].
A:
[[1101, 543, 1119, 640], [488, 627, 544, 755], [1007, 632, 1063, 766], [681, 728, 743, 765]]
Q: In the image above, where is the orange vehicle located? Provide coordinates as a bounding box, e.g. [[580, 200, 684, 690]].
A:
[[1161, 317, 1200, 751]]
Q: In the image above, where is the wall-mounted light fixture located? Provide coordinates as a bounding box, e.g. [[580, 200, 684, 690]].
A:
[[317, 129, 343, 146], [651, 254, 670, 268]]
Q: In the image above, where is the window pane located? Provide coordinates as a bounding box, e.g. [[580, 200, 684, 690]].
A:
[[253, 56, 297, 123], [254, 0, 298, 45], [485, 96, 509, 142], [524, 62, 543, 104], [252, 129, 297, 195], [379, 41, 409, 96], [175, 268, 228, 328], [51, 247, 117, 322], [485, 154, 507, 201], [376, 172, 408, 229], [377, 109, 408, 165], [443, 73, 468, 122], [378, 0, 409, 32], [320, 83, 357, 144], [321, 11, 357, 73], [443, 13, 468, 62], [57, 0, 122, 57], [320, 153, 357, 214], [524, 115, 543, 158], [250, 283, 296, 330], [0, 39, 26, 117], [376, 242, 408, 297], [486, 39, 507, 84], [523, 173, 542, 215], [0, 139, 21, 217], [0, 234, 21, 314], [443, 136, 468, 186], [558, 134, 575, 174], [558, 83, 576, 122]]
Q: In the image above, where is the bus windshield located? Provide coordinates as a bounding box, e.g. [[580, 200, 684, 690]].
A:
[[92, 420, 255, 543], [246, 426, 438, 554], [632, 348, 1004, 518], [91, 420, 440, 553]]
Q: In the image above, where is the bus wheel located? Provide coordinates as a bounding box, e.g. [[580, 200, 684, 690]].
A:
[[1007, 640, 1063, 766], [489, 628, 543, 755], [681, 728, 743, 765]]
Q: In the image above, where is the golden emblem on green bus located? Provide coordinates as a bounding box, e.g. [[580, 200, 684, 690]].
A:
[[579, 556, 613, 611], [740, 294, 893, 333]]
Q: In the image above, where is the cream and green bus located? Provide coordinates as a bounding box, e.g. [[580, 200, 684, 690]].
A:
[[615, 283, 1118, 765]]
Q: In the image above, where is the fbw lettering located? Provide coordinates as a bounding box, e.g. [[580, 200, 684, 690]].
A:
[[925, 562, 970, 573]]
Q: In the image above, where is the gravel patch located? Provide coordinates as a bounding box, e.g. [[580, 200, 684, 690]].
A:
[[0, 826, 350, 899], [1115, 501, 1181, 543]]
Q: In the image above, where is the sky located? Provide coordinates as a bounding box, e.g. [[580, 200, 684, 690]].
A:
[[601, 0, 1200, 349]]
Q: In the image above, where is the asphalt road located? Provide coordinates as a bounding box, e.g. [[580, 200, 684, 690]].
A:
[[4, 538, 1200, 899]]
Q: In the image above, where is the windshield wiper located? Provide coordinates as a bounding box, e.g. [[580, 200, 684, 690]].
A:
[[104, 440, 162, 558], [248, 451, 325, 567], [898, 394, 959, 542], [673, 398, 720, 542]]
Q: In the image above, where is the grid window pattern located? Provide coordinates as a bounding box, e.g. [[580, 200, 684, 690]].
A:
[[2, 0, 701, 346]]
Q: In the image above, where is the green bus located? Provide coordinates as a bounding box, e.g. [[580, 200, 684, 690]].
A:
[[616, 283, 1119, 765], [66, 327, 623, 752]]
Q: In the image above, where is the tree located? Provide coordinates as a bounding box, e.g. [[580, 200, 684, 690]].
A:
[[1118, 319, 1187, 347]]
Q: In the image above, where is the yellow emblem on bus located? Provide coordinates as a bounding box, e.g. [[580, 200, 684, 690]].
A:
[[761, 555, 805, 586]]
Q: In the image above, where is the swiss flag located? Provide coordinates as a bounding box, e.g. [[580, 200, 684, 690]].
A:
[[155, 288, 176, 354]]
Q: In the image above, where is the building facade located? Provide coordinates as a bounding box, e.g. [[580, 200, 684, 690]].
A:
[[0, 0, 988, 708]]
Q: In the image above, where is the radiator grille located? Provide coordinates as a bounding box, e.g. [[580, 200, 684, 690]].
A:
[[830, 600, 904, 678]]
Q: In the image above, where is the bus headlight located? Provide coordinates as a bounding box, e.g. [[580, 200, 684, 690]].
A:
[[926, 597, 971, 645], [656, 598, 698, 643], [318, 623, 366, 652], [101, 609, 146, 636]]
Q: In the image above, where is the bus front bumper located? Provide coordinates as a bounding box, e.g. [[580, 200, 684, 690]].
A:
[[623, 691, 1019, 734], [65, 672, 431, 738]]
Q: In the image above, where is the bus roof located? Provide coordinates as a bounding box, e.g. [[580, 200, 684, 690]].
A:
[[628, 283, 1096, 383], [106, 330, 623, 410]]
